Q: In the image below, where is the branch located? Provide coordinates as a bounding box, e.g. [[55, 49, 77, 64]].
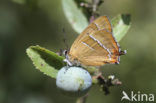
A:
[[76, 94, 88, 103], [93, 71, 122, 95]]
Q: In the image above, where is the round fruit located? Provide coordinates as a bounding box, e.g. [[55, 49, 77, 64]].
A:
[[56, 66, 92, 96]]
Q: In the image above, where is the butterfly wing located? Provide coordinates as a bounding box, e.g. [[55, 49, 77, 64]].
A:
[[69, 16, 121, 66]]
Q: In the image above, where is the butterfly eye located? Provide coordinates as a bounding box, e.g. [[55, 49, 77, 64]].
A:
[[63, 50, 68, 56]]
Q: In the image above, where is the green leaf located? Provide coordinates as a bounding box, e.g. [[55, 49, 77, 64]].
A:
[[111, 14, 131, 42], [26, 14, 131, 79], [26, 45, 65, 79], [62, 0, 131, 41], [62, 1, 131, 40], [62, 0, 89, 34]]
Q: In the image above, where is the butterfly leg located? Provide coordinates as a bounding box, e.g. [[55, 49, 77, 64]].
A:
[[63, 58, 73, 66]]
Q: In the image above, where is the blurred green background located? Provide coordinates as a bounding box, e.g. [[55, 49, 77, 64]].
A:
[[0, 0, 156, 103]]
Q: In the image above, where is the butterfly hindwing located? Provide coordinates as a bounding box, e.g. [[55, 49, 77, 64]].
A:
[[69, 16, 120, 66]]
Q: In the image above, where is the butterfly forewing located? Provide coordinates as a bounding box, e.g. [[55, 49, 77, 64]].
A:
[[93, 16, 112, 32], [69, 16, 120, 66]]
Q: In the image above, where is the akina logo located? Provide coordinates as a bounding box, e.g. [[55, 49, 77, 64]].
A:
[[121, 91, 154, 102]]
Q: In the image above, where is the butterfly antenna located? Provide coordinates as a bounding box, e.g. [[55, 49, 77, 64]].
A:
[[62, 28, 69, 51]]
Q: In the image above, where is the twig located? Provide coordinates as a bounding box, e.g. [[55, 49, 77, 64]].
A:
[[93, 71, 122, 95], [80, 0, 104, 22], [76, 94, 88, 103]]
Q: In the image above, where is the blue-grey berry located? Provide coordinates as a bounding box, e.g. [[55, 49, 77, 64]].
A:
[[56, 66, 92, 96]]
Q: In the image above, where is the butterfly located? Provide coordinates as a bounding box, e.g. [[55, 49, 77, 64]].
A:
[[64, 16, 126, 66]]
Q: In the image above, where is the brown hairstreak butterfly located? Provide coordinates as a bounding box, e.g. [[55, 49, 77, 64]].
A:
[[64, 16, 126, 66]]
